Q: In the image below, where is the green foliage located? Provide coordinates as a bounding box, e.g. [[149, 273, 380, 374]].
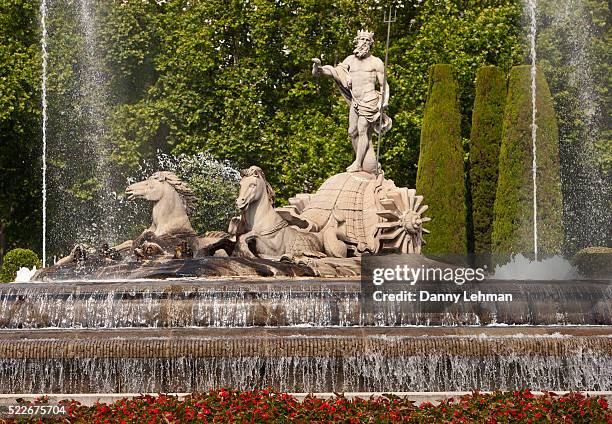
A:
[[571, 246, 612, 279], [469, 66, 506, 253], [0, 0, 42, 260], [94, 0, 524, 201], [0, 248, 41, 283], [416, 64, 467, 254], [492, 65, 564, 256], [188, 174, 239, 233], [390, 0, 523, 184], [157, 153, 240, 233]]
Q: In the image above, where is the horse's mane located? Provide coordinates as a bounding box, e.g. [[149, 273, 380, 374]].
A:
[[240, 166, 275, 205], [150, 171, 197, 215]]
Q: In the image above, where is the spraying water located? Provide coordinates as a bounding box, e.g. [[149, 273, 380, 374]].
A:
[[493, 254, 580, 280], [76, 0, 116, 244], [527, 0, 539, 260], [537, 0, 611, 251], [40, 0, 48, 267], [43, 0, 121, 256]]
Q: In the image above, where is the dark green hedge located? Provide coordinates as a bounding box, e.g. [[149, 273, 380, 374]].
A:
[[469, 66, 506, 253], [416, 64, 467, 254], [492, 65, 564, 256], [0, 248, 40, 283]]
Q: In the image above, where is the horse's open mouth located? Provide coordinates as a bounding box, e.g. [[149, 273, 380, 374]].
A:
[[125, 188, 141, 200]]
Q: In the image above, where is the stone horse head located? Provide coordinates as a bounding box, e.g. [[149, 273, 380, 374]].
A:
[[236, 166, 276, 215], [232, 165, 285, 238], [126, 171, 197, 236]]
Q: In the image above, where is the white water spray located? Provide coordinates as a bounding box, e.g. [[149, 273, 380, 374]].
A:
[[40, 0, 48, 268], [542, 0, 611, 250], [77, 0, 116, 245], [527, 0, 539, 260]]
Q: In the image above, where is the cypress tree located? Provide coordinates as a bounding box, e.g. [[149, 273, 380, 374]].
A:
[[416, 64, 467, 254], [470, 66, 506, 253], [492, 65, 564, 256]]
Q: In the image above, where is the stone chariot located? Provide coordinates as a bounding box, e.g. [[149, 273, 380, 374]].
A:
[[277, 171, 430, 257]]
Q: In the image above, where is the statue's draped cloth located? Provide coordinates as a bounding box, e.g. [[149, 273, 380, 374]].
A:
[[323, 64, 392, 134]]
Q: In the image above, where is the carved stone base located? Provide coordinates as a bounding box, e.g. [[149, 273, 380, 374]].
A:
[[32, 256, 365, 281]]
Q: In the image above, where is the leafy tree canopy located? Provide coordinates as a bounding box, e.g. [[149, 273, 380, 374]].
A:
[[1, 0, 525, 256]]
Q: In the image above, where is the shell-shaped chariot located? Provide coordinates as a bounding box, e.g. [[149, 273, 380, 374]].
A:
[[277, 171, 430, 256]]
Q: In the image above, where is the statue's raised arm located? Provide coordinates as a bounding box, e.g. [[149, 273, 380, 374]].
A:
[[311, 30, 392, 174], [312, 58, 333, 77]]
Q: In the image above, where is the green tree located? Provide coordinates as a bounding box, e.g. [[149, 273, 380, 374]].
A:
[[156, 152, 240, 233], [492, 65, 564, 256], [469, 66, 506, 253], [388, 0, 522, 189], [0, 0, 41, 265], [98, 0, 524, 202], [416, 64, 467, 254]]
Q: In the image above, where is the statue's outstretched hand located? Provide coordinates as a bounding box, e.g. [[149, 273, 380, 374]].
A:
[[312, 58, 322, 76]]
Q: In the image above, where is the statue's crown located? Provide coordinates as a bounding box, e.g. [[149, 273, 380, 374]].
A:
[[356, 29, 374, 41]]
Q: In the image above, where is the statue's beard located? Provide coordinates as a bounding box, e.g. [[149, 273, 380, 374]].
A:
[[353, 43, 370, 58]]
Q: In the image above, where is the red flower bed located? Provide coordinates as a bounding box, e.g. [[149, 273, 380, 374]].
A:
[[3, 389, 611, 423]]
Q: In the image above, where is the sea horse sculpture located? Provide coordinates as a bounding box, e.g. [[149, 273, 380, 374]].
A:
[[57, 171, 198, 265], [126, 171, 196, 237], [121, 171, 199, 254], [229, 166, 341, 260]]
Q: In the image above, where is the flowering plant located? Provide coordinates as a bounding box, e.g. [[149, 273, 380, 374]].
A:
[[3, 389, 610, 423]]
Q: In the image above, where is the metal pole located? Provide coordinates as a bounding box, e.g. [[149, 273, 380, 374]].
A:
[[376, 5, 396, 177]]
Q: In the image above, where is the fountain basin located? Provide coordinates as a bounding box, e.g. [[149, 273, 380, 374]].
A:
[[0, 327, 610, 393], [1, 278, 610, 327]]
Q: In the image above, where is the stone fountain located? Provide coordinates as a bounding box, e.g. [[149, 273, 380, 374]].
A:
[[1, 27, 611, 395]]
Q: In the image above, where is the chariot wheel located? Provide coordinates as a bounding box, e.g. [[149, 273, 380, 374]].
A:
[[375, 188, 430, 254]]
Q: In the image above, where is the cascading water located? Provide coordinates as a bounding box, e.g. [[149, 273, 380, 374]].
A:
[[0, 330, 610, 393], [40, 0, 48, 267], [1, 279, 610, 329], [527, 0, 539, 260]]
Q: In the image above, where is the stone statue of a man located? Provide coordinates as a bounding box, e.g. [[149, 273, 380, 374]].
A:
[[312, 30, 392, 174]]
